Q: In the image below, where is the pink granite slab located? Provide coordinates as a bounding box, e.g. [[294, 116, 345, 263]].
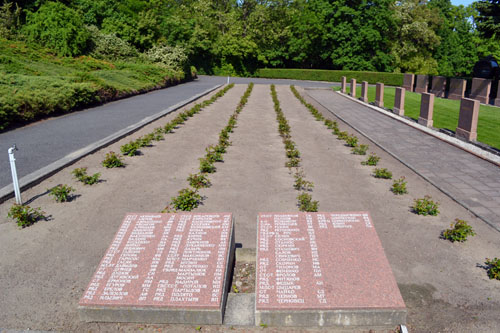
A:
[[256, 212, 405, 311], [79, 213, 233, 310]]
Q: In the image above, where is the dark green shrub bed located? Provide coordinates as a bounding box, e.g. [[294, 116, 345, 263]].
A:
[[255, 68, 403, 86]]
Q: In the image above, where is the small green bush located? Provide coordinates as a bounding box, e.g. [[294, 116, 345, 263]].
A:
[[294, 169, 314, 191], [337, 131, 349, 140], [102, 151, 125, 168], [135, 135, 153, 148], [49, 184, 75, 202], [8, 204, 46, 227], [373, 168, 392, 179], [120, 141, 139, 156], [412, 195, 440, 216], [362, 153, 380, 166], [285, 157, 301, 168], [153, 132, 164, 141], [213, 144, 226, 154], [284, 139, 295, 151], [218, 135, 231, 148], [187, 173, 211, 189], [205, 145, 224, 163], [72, 167, 100, 185], [485, 258, 500, 280], [324, 119, 338, 130], [199, 158, 216, 173], [442, 219, 475, 242], [352, 144, 368, 155], [297, 192, 319, 212], [345, 135, 358, 147], [164, 123, 175, 133], [391, 176, 408, 194], [286, 148, 300, 159], [171, 188, 202, 211]]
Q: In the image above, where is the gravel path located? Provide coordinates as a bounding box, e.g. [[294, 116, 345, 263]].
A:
[[0, 85, 246, 331], [197, 84, 297, 248]]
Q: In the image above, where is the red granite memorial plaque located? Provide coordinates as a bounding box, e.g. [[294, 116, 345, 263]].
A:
[[256, 212, 406, 328], [79, 213, 234, 324]]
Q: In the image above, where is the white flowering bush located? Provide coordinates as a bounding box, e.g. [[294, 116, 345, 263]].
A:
[[87, 25, 138, 60], [143, 44, 188, 70]]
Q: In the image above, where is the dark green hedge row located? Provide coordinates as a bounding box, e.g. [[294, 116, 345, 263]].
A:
[[255, 68, 404, 86]]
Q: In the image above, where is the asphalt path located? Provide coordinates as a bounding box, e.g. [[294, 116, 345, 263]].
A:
[[0, 75, 336, 192]]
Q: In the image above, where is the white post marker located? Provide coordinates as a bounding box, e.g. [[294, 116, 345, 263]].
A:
[[8, 145, 22, 205], [227, 76, 230, 84]]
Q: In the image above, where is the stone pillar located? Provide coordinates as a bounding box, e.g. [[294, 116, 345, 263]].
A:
[[375, 83, 384, 107], [403, 74, 414, 91], [430, 76, 446, 98], [456, 98, 479, 141], [341, 76, 346, 93], [470, 78, 491, 104], [494, 82, 500, 107], [415, 75, 429, 93], [361, 81, 368, 103], [393, 87, 405, 116], [418, 93, 434, 127], [448, 78, 466, 100], [350, 78, 357, 98]]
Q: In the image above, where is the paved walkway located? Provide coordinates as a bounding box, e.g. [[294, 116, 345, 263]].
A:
[[306, 89, 500, 232]]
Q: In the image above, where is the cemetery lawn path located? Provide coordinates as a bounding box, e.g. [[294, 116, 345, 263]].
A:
[[0, 84, 498, 332], [196, 84, 297, 248]]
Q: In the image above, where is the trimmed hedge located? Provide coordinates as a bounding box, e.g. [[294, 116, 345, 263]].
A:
[[255, 68, 404, 86]]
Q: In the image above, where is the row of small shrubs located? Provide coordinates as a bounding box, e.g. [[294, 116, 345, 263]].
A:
[[6, 85, 235, 227], [256, 68, 404, 86], [167, 83, 254, 212], [290, 85, 500, 279], [8, 166, 103, 227], [119, 84, 235, 158], [271, 84, 318, 212]]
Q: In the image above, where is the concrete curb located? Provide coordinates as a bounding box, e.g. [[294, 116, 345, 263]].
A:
[[304, 89, 500, 233], [0, 84, 223, 204]]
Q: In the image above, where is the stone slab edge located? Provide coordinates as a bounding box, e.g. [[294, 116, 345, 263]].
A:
[[78, 215, 235, 324], [0, 84, 224, 204], [255, 308, 406, 328], [223, 293, 256, 326], [304, 89, 500, 234]]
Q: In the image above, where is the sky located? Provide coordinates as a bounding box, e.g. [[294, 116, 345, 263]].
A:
[[450, 0, 476, 7]]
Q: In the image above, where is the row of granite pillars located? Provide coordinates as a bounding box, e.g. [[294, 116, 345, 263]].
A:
[[340, 76, 480, 141], [403, 73, 500, 106]]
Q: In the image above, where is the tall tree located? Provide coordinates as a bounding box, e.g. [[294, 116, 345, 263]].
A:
[[474, 0, 500, 39], [391, 0, 441, 74], [429, 0, 477, 76]]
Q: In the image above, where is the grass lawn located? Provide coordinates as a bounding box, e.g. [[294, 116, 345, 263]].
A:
[[337, 86, 500, 150]]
